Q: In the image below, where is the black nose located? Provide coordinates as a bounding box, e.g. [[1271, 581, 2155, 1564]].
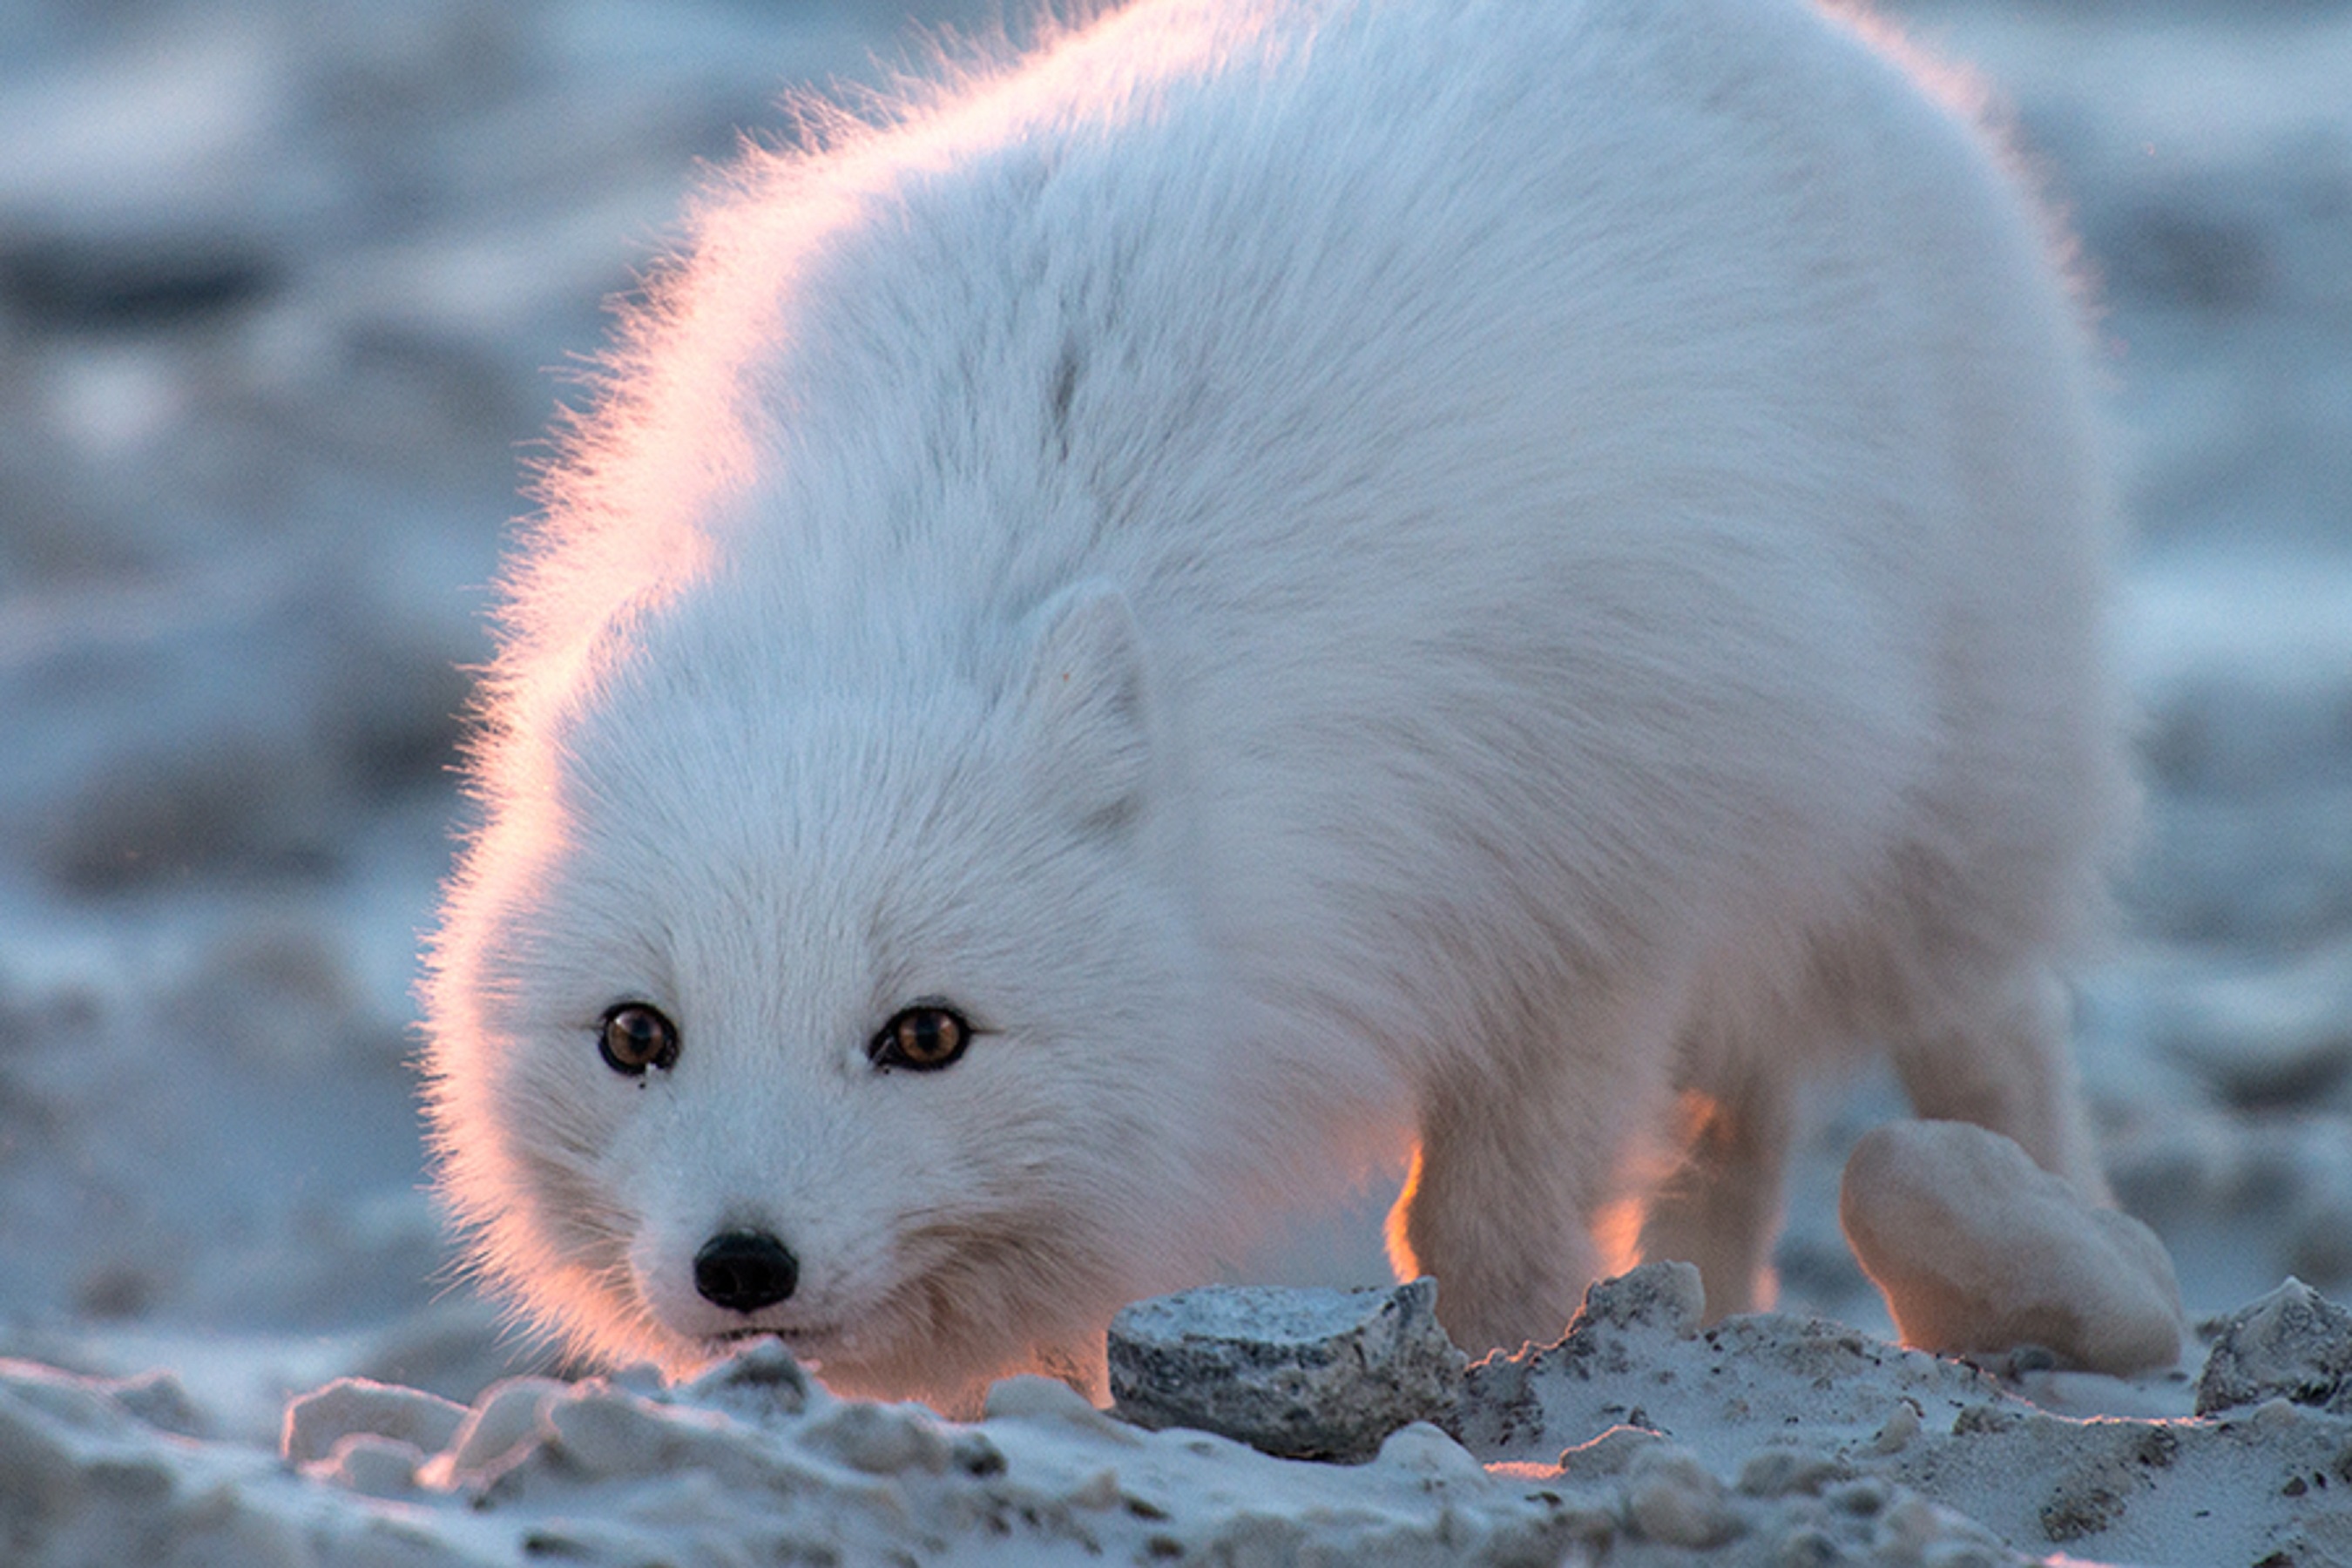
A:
[[693, 1230, 799, 1314]]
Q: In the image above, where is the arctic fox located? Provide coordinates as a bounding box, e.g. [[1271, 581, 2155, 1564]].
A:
[[423, 0, 2131, 1409]]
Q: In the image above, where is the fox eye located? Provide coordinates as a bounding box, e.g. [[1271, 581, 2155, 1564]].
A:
[[868, 1005, 972, 1072], [599, 1003, 679, 1076]]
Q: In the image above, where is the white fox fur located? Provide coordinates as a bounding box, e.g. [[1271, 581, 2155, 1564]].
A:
[[423, 0, 2131, 1410]]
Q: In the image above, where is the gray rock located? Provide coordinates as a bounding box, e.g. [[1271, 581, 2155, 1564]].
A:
[[1107, 1278, 1465, 1463], [2194, 1277, 2352, 1416]]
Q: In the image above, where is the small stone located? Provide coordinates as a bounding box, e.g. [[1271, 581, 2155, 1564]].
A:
[[1107, 1277, 1465, 1463], [2194, 1278, 2352, 1416], [281, 1377, 468, 1466], [1840, 1121, 2186, 1375]]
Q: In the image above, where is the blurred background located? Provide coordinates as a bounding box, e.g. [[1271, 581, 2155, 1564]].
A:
[[0, 0, 2346, 1442]]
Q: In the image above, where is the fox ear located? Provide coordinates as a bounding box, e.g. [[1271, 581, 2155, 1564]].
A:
[[1018, 580, 1151, 828]]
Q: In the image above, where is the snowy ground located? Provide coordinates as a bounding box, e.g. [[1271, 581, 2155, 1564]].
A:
[[0, 1, 2348, 1563]]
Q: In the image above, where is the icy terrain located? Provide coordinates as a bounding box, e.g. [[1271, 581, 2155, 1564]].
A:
[[1, 1, 2349, 1562]]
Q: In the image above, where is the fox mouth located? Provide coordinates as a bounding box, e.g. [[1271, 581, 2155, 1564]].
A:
[[705, 1323, 844, 1357]]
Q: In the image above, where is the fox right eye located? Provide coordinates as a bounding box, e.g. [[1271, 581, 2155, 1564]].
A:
[[868, 1004, 974, 1072], [598, 1003, 679, 1076]]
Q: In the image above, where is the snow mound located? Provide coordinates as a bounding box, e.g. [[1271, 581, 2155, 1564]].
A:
[[1458, 1264, 2352, 1566], [13, 1273, 2352, 1565]]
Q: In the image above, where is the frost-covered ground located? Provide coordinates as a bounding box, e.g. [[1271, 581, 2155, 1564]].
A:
[[0, 1, 2348, 1563]]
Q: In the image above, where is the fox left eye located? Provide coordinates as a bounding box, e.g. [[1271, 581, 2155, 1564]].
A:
[[599, 1002, 679, 1075], [868, 1005, 973, 1071]]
